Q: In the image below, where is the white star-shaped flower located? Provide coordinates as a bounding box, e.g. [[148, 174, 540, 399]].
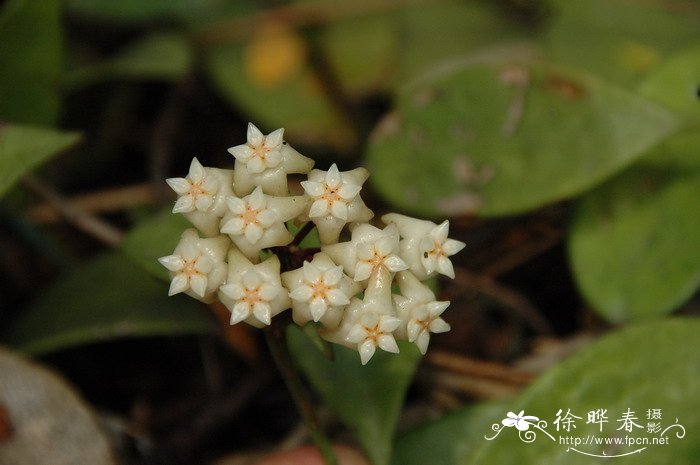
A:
[[228, 123, 314, 196], [502, 411, 539, 431], [382, 213, 465, 279], [281, 252, 360, 328], [158, 229, 230, 302], [322, 223, 408, 283], [300, 164, 373, 244], [166, 158, 234, 237], [319, 267, 400, 364], [346, 311, 401, 365], [218, 249, 290, 327], [392, 271, 450, 354], [220, 186, 308, 261]]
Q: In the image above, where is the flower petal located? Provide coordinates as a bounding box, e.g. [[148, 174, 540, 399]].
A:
[[173, 195, 194, 213], [158, 255, 184, 272], [325, 164, 341, 188], [330, 201, 348, 221], [247, 122, 264, 146], [338, 183, 362, 201], [309, 298, 327, 321], [358, 340, 376, 365], [377, 334, 399, 353], [290, 285, 314, 302], [189, 274, 208, 297], [300, 180, 324, 197], [166, 177, 190, 195], [326, 288, 349, 306], [244, 223, 264, 244], [253, 302, 272, 325], [309, 199, 329, 218], [168, 274, 189, 296]]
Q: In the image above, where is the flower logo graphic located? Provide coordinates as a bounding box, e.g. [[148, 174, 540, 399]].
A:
[[502, 411, 540, 431]]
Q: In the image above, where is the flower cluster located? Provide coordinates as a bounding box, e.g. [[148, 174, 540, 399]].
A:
[[160, 123, 465, 364]]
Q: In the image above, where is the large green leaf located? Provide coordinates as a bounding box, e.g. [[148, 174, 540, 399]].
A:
[[543, 0, 700, 86], [1, 253, 215, 355], [319, 12, 398, 95], [470, 319, 700, 464], [569, 132, 700, 323], [0, 125, 81, 198], [204, 34, 354, 148], [63, 33, 193, 89], [0, 0, 62, 125], [121, 208, 191, 282], [638, 45, 700, 120], [392, 402, 505, 465], [394, 1, 529, 84], [366, 61, 681, 217], [287, 325, 422, 465]]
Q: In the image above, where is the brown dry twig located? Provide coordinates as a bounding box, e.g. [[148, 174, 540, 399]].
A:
[[22, 176, 124, 247], [26, 183, 160, 224], [444, 267, 553, 335]]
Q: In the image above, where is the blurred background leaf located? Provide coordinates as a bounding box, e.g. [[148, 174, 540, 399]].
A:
[[469, 318, 700, 464], [542, 0, 700, 86], [0, 0, 63, 125], [121, 208, 192, 282], [391, 402, 506, 465], [367, 61, 681, 217], [569, 131, 700, 323], [0, 347, 116, 465], [288, 325, 422, 465], [0, 125, 80, 198], [0, 253, 215, 355], [63, 33, 193, 89]]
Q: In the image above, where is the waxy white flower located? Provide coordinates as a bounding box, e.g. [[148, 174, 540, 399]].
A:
[[218, 249, 290, 328], [347, 312, 402, 365], [166, 158, 234, 237], [322, 223, 408, 283], [382, 213, 465, 279], [281, 252, 360, 328], [158, 229, 230, 302], [320, 267, 399, 364], [300, 164, 373, 244], [393, 271, 450, 354], [228, 123, 314, 196], [220, 186, 308, 261]]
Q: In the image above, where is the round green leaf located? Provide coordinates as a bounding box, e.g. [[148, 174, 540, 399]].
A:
[[287, 325, 422, 465], [393, 1, 528, 84], [569, 132, 700, 323], [204, 39, 354, 148], [319, 13, 398, 95], [543, 0, 700, 86], [366, 61, 681, 217], [1, 253, 215, 355], [392, 402, 506, 465], [0, 125, 81, 198], [638, 44, 700, 120], [471, 318, 700, 464], [0, 0, 62, 125]]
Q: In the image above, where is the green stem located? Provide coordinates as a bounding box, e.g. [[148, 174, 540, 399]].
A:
[[264, 316, 338, 465]]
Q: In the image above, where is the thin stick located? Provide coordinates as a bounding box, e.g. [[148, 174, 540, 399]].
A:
[[264, 316, 337, 465], [446, 267, 553, 334], [22, 176, 124, 247], [26, 183, 158, 223], [292, 222, 316, 248]]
